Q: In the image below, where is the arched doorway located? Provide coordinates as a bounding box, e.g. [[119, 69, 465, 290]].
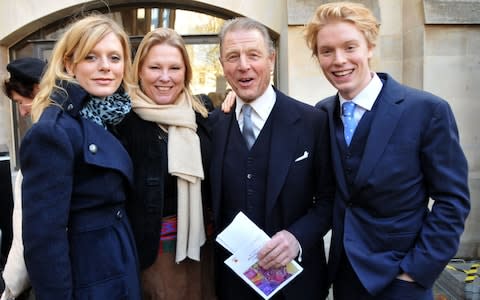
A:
[[9, 3, 279, 168]]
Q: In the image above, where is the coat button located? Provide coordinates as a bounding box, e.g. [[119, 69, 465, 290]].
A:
[[88, 144, 98, 154], [116, 210, 123, 219], [67, 103, 74, 111], [247, 173, 252, 179]]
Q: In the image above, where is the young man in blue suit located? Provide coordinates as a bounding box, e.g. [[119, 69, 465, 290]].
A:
[[211, 17, 335, 299], [306, 2, 470, 299]]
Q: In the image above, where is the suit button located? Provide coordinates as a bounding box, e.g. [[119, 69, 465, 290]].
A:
[[116, 210, 123, 219], [88, 144, 98, 154], [247, 173, 252, 179]]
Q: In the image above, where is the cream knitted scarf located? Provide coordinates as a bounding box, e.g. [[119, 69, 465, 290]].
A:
[[131, 89, 205, 263]]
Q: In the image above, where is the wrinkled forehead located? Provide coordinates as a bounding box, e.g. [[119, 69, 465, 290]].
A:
[[222, 29, 269, 53]]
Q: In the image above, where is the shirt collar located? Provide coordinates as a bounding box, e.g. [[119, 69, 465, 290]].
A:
[[235, 85, 276, 121], [339, 72, 383, 111]]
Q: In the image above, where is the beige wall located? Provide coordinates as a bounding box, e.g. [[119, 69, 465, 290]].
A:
[[402, 0, 424, 88], [424, 25, 480, 257], [287, 26, 337, 105], [0, 49, 12, 156]]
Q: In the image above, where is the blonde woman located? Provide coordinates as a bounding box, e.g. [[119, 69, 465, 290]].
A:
[[20, 15, 141, 299], [116, 28, 215, 300]]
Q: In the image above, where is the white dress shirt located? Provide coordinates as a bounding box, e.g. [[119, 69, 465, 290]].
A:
[[235, 85, 276, 139], [339, 72, 383, 124]]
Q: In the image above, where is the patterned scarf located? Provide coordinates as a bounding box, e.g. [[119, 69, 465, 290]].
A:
[[80, 91, 131, 129]]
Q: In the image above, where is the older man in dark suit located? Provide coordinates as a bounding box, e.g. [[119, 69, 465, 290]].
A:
[[306, 2, 470, 299], [210, 17, 335, 299]]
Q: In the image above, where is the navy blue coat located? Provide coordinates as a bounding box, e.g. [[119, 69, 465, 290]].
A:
[[210, 87, 335, 299], [20, 83, 141, 300], [316, 73, 470, 296]]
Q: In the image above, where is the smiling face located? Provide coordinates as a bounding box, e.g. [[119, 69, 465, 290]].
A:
[[220, 29, 275, 103], [315, 20, 373, 99], [138, 43, 185, 105], [66, 32, 124, 98]]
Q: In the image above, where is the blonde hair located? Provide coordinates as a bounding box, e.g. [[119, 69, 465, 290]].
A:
[[304, 2, 380, 58], [131, 27, 208, 117], [31, 14, 133, 122]]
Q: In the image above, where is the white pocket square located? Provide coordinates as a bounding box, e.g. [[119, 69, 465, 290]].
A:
[[294, 151, 309, 162]]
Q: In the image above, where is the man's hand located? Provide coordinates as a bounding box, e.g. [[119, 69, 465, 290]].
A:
[[257, 230, 299, 269], [221, 90, 236, 113]]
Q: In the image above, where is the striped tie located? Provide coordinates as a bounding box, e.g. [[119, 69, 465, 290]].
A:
[[242, 104, 255, 149]]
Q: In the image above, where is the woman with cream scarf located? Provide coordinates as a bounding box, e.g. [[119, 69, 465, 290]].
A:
[[116, 28, 215, 300]]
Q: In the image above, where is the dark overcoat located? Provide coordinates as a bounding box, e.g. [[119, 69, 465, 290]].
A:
[[20, 83, 141, 300], [210, 87, 335, 299]]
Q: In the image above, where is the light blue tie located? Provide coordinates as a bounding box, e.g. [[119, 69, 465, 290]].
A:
[[242, 104, 255, 150], [342, 101, 357, 146]]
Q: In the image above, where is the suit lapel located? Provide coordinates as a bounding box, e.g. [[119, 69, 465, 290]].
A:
[[210, 109, 235, 224], [321, 97, 351, 199], [265, 91, 300, 214], [353, 76, 405, 190]]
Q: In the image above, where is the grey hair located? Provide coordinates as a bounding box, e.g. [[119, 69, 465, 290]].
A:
[[219, 17, 275, 55]]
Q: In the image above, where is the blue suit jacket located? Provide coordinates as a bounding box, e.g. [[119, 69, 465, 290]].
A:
[[210, 87, 335, 299], [316, 73, 470, 295]]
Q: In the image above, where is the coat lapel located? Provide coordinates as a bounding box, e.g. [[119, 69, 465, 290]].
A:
[[210, 109, 235, 225], [265, 91, 300, 215], [82, 119, 134, 184], [353, 75, 405, 190], [318, 97, 351, 199]]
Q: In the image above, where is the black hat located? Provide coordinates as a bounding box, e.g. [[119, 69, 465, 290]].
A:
[[6, 57, 46, 84]]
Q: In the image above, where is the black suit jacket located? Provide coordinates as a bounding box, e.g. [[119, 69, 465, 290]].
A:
[[210, 87, 335, 299]]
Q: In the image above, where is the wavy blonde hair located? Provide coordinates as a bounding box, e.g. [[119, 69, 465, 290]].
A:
[[131, 27, 208, 117], [304, 2, 380, 58], [31, 14, 133, 122]]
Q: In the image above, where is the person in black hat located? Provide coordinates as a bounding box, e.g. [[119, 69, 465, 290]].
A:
[[1, 57, 45, 300], [3, 57, 46, 117]]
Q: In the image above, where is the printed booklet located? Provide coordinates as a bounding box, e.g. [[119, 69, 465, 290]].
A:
[[216, 212, 303, 299]]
